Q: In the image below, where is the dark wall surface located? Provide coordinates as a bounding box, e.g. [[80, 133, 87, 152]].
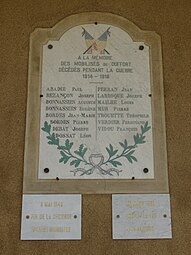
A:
[[0, 0, 191, 254]]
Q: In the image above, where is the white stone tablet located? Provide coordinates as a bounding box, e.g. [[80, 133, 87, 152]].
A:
[[38, 24, 153, 180], [21, 194, 81, 240], [112, 194, 172, 239]]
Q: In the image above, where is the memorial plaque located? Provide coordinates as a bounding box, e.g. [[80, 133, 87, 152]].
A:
[[23, 12, 169, 193], [112, 194, 172, 239], [39, 25, 153, 180], [21, 194, 81, 240]]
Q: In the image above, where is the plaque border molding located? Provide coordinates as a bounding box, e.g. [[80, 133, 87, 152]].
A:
[[23, 12, 169, 194]]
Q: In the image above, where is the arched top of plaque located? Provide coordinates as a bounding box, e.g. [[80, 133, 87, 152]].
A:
[[31, 12, 161, 58], [24, 12, 168, 194]]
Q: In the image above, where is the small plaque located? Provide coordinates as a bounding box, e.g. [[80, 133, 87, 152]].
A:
[[112, 194, 172, 239], [21, 194, 81, 240]]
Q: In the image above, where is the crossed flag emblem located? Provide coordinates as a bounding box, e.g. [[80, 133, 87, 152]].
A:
[[82, 27, 111, 55]]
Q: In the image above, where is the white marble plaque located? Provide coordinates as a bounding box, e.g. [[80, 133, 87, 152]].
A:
[[112, 194, 172, 239], [39, 24, 153, 180], [21, 194, 81, 240]]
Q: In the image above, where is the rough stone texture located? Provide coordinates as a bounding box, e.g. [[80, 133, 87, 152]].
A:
[[0, 0, 191, 254]]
